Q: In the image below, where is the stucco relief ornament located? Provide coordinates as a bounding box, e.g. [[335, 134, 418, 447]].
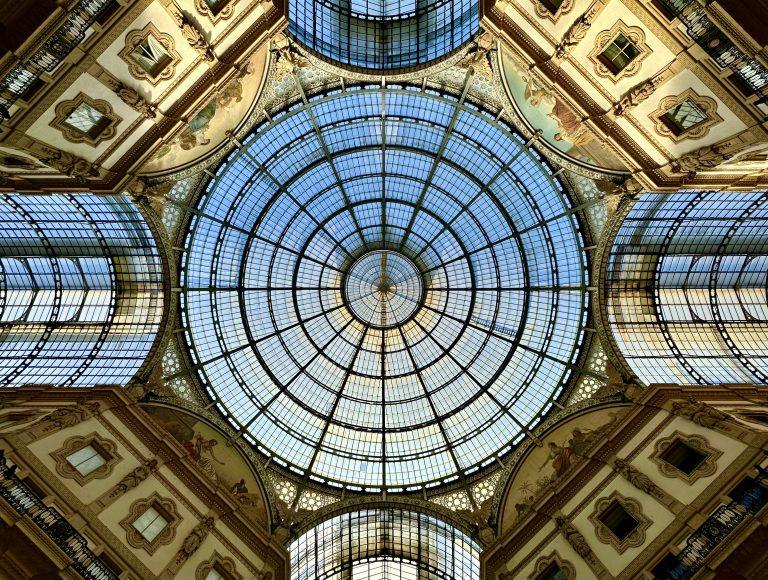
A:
[[457, 498, 496, 545], [272, 33, 309, 77], [614, 76, 662, 116], [456, 30, 495, 79], [670, 144, 732, 178], [31, 146, 99, 180], [273, 501, 311, 543], [104, 78, 157, 119], [176, 517, 215, 565], [612, 458, 664, 500], [36, 401, 101, 434], [555, 6, 599, 59], [109, 459, 159, 499], [172, 6, 215, 62], [670, 397, 732, 430], [555, 515, 598, 566], [126, 178, 175, 215]]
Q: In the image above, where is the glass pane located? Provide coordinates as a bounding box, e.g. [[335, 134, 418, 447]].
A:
[[65, 103, 104, 134], [66, 444, 106, 475], [132, 506, 168, 542], [664, 99, 707, 131], [205, 569, 225, 580], [182, 89, 588, 490]]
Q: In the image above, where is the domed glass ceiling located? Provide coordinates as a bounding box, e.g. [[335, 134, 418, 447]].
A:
[[288, 0, 477, 69], [181, 87, 589, 491]]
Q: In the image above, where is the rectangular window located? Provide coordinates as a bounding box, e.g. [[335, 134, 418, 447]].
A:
[[131, 505, 169, 542], [659, 439, 707, 474], [66, 444, 107, 476], [205, 567, 230, 580], [599, 34, 639, 74], [661, 99, 708, 135], [204, 0, 229, 15], [536, 562, 567, 580], [540, 0, 564, 14], [64, 102, 110, 139], [598, 500, 639, 540], [131, 35, 173, 78]]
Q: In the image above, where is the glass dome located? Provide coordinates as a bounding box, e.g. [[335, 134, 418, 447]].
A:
[[288, 0, 478, 70], [181, 87, 589, 491]]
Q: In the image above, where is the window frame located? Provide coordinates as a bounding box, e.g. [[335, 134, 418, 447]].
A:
[[50, 433, 121, 486], [196, 552, 243, 580], [588, 21, 651, 81], [588, 492, 651, 553], [650, 89, 723, 142], [652, 431, 722, 483], [120, 493, 181, 555], [50, 93, 120, 146], [119, 23, 181, 85], [195, 0, 237, 22]]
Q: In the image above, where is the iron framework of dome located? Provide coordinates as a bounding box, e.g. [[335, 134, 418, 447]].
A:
[[287, 0, 478, 70], [181, 86, 590, 492]]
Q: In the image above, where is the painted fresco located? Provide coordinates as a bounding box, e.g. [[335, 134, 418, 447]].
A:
[[142, 404, 269, 530], [500, 49, 627, 171], [141, 45, 268, 175], [499, 406, 628, 534]]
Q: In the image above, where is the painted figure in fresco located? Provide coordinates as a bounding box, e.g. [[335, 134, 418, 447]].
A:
[[541, 441, 573, 478], [183, 432, 225, 481], [231, 478, 249, 495]]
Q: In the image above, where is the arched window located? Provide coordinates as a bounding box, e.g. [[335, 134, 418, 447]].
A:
[[291, 509, 480, 579]]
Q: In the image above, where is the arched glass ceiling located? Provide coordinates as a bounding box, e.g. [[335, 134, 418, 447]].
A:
[[288, 0, 478, 69], [181, 87, 589, 491], [606, 190, 768, 385], [291, 509, 480, 580], [0, 194, 163, 386]]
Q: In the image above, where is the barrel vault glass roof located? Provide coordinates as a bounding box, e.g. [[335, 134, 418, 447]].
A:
[[181, 87, 589, 492]]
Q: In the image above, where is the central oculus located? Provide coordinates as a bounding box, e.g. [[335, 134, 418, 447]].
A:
[[343, 251, 424, 329]]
